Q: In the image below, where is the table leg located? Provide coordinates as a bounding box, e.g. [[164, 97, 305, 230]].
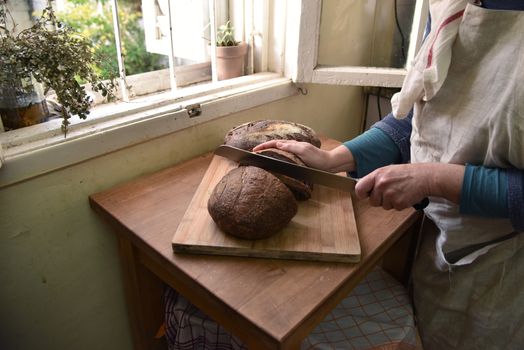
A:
[[381, 215, 423, 286], [117, 237, 167, 350]]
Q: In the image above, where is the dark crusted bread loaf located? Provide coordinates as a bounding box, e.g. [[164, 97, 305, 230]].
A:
[[253, 148, 313, 201], [207, 166, 298, 239], [224, 120, 321, 151]]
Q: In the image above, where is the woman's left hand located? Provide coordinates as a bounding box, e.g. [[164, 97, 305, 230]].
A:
[[354, 163, 465, 210]]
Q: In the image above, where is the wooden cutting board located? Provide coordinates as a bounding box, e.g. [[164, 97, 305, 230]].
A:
[[172, 155, 361, 263]]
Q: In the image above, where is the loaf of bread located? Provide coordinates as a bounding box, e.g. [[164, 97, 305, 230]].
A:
[[207, 166, 298, 240], [224, 120, 321, 151], [208, 120, 321, 240]]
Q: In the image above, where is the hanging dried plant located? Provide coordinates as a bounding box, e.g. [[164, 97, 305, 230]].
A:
[[0, 0, 117, 134]]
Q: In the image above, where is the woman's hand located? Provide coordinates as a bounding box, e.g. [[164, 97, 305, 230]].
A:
[[354, 163, 465, 210], [252, 140, 355, 173]]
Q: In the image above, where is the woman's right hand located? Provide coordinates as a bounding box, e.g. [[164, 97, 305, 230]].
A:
[[252, 140, 355, 173]]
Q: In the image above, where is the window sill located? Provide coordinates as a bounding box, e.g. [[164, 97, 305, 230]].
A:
[[0, 73, 298, 187]]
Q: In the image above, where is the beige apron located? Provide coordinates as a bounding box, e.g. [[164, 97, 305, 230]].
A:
[[410, 4, 524, 349]]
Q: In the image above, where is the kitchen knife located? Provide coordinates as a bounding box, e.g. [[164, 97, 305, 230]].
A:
[[214, 144, 357, 192], [214, 145, 429, 210]]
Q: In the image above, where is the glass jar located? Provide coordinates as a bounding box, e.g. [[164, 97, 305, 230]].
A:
[[0, 75, 50, 131]]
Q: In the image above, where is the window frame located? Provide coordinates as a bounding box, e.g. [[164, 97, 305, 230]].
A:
[[0, 74, 297, 186], [293, 0, 429, 88]]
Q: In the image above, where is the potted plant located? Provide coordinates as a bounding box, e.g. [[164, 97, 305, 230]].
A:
[[0, 0, 116, 134], [215, 21, 247, 81]]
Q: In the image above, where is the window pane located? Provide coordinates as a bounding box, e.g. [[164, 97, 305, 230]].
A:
[[143, 0, 213, 87], [117, 0, 169, 76], [318, 0, 416, 69], [58, 0, 250, 93], [57, 0, 171, 98], [56, 1, 120, 84]]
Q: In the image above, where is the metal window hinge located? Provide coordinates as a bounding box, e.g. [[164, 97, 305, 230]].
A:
[[296, 84, 308, 95], [186, 103, 202, 118]]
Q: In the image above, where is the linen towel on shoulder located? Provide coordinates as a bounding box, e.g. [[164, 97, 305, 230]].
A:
[[391, 0, 468, 119]]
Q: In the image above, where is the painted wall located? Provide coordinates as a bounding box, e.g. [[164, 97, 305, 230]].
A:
[[0, 84, 363, 350], [318, 0, 415, 68]]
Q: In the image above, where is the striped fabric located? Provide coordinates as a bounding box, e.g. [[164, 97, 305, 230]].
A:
[[164, 267, 419, 350], [391, 0, 468, 119]]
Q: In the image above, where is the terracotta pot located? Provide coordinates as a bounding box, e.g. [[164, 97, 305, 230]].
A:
[[216, 42, 248, 80]]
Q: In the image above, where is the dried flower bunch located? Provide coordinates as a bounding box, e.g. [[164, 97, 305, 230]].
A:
[[0, 0, 116, 133]]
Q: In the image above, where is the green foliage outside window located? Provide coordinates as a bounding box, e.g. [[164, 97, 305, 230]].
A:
[[56, 0, 167, 78]]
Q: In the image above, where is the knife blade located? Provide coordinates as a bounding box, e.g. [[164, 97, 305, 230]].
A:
[[214, 145, 357, 192], [214, 145, 429, 210]]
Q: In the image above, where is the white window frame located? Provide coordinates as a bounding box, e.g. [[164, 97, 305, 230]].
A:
[[293, 0, 429, 88], [0, 0, 295, 186]]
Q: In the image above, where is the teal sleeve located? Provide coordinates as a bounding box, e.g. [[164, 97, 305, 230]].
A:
[[343, 127, 401, 178], [460, 164, 508, 218]]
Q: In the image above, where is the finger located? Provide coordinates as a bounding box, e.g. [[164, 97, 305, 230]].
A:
[[368, 190, 383, 207], [252, 140, 281, 151], [275, 140, 303, 153], [354, 173, 375, 200], [381, 192, 397, 210], [382, 199, 393, 210]]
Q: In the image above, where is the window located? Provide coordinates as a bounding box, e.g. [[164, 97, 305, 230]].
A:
[[0, 0, 295, 184], [294, 0, 428, 87], [0, 0, 425, 185], [55, 0, 273, 99]]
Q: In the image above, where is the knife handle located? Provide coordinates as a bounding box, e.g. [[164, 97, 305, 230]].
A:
[[413, 197, 429, 211]]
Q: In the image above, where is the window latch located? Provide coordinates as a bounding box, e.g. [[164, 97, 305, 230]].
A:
[[186, 103, 202, 118]]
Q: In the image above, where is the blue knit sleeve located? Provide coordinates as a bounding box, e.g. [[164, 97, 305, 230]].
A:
[[459, 165, 524, 231], [460, 165, 508, 217], [342, 110, 413, 178], [343, 128, 400, 178], [373, 111, 413, 164], [344, 111, 523, 230]]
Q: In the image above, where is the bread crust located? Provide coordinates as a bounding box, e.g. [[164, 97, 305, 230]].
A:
[[224, 120, 321, 151], [207, 166, 298, 239]]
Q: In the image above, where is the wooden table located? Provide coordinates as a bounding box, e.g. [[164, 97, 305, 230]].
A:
[[89, 144, 421, 350]]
